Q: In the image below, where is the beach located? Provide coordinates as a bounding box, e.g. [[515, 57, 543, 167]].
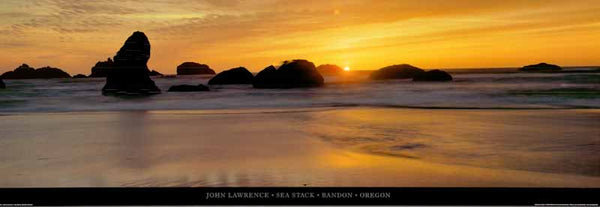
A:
[[0, 107, 598, 187], [1, 2, 600, 205]]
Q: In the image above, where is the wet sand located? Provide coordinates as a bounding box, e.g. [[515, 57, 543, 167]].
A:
[[0, 107, 598, 187]]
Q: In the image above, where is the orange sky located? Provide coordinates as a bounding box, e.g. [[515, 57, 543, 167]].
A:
[[0, 0, 599, 74]]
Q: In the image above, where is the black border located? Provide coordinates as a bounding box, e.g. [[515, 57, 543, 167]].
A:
[[0, 187, 598, 206]]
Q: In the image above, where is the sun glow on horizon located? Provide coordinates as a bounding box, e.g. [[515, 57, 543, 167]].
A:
[[0, 0, 599, 75]]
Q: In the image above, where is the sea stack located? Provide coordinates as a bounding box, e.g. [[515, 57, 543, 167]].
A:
[[316, 64, 344, 75], [1, 64, 35, 79], [90, 58, 114, 77], [519, 63, 562, 72], [0, 64, 71, 79], [102, 31, 160, 95], [253, 65, 277, 87], [168, 84, 210, 92], [176, 62, 215, 75], [148, 70, 163, 77], [208, 67, 254, 85], [0, 79, 5, 89], [412, 69, 453, 81], [253, 59, 324, 88], [369, 64, 424, 80]]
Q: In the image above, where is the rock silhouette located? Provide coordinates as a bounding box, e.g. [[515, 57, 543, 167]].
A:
[[73, 74, 87, 78], [253, 59, 324, 88], [369, 64, 424, 80], [0, 64, 71, 79], [102, 31, 160, 95], [148, 70, 163, 77], [90, 58, 114, 77], [177, 62, 215, 75], [0, 79, 5, 89], [208, 67, 254, 85], [168, 84, 210, 92], [519, 63, 562, 72], [35, 66, 71, 79], [316, 64, 344, 75], [252, 65, 277, 87], [412, 69, 453, 81], [92, 57, 161, 78], [0, 64, 35, 79]]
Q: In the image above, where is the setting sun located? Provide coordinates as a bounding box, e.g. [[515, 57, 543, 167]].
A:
[[344, 66, 350, 71], [0, 0, 599, 74]]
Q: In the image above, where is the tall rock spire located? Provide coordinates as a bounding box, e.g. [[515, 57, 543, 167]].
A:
[[102, 31, 160, 95]]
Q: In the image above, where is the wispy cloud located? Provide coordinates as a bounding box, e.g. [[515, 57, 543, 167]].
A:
[[0, 0, 598, 74]]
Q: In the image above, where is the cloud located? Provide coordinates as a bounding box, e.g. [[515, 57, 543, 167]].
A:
[[0, 0, 598, 74]]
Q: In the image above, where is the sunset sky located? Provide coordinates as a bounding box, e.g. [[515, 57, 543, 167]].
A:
[[0, 0, 599, 74]]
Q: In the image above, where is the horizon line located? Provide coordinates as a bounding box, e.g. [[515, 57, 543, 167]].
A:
[[1, 63, 599, 75]]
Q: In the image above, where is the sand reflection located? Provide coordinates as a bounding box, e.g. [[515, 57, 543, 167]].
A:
[[0, 108, 598, 187]]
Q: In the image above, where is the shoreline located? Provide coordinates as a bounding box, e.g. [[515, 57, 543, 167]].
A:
[[1, 104, 599, 116]]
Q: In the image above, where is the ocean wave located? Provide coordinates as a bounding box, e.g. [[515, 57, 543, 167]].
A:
[[1, 72, 599, 113]]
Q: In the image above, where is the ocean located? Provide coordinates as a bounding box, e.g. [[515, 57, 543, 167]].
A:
[[0, 68, 598, 187], [0, 68, 599, 112]]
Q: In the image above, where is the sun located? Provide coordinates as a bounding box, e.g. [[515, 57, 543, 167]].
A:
[[343, 66, 350, 71]]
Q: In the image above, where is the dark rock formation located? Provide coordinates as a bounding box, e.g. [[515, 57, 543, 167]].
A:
[[102, 31, 160, 95], [253, 65, 277, 87], [90, 58, 114, 77], [148, 70, 163, 76], [0, 64, 35, 79], [13, 64, 35, 74], [208, 67, 254, 85], [73, 74, 87, 78], [0, 79, 5, 89], [168, 84, 210, 92], [316, 64, 344, 75], [176, 62, 215, 75], [92, 60, 163, 78], [0, 64, 71, 79], [35, 66, 71, 79], [253, 59, 324, 88], [519, 63, 562, 72], [412, 69, 453, 81], [369, 64, 424, 80]]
